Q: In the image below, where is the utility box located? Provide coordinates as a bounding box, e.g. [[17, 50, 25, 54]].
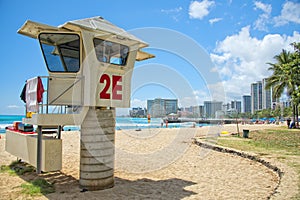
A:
[[5, 130, 62, 172]]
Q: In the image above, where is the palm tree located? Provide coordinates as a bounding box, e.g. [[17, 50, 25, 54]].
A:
[[265, 48, 298, 127], [266, 49, 293, 95], [290, 42, 300, 127]]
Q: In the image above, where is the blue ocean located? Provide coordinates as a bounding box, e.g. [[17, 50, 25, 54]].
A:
[[0, 115, 207, 133], [0, 115, 24, 133]]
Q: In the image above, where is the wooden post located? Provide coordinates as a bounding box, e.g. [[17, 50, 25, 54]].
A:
[[236, 113, 240, 137]]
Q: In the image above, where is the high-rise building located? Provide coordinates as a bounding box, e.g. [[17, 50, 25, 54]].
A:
[[231, 100, 242, 113], [199, 105, 204, 118], [222, 103, 230, 111], [262, 78, 272, 109], [165, 99, 178, 115], [251, 78, 274, 113], [251, 81, 262, 114], [147, 98, 178, 117], [242, 95, 251, 113], [129, 107, 146, 117], [204, 101, 223, 118], [190, 105, 205, 117]]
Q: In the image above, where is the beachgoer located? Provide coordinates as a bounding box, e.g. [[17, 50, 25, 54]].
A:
[[287, 117, 291, 128], [289, 120, 295, 129]]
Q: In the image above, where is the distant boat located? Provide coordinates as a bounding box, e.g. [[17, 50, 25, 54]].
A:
[[164, 113, 180, 123]]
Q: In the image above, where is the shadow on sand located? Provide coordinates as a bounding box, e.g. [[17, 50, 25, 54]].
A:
[[37, 171, 197, 199], [9, 160, 197, 199]]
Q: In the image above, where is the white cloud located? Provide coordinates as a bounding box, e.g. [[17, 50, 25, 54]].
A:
[[130, 98, 147, 108], [254, 1, 271, 14], [209, 17, 222, 25], [179, 89, 210, 107], [178, 96, 199, 108], [189, 0, 215, 20], [254, 14, 269, 31], [274, 1, 300, 26], [7, 105, 21, 109], [253, 1, 272, 31], [210, 26, 300, 100], [161, 6, 183, 21], [161, 7, 183, 14]]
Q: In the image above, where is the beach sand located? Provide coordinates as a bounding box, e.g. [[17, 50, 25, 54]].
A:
[[0, 124, 290, 199]]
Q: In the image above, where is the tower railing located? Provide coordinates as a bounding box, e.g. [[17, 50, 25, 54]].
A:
[[25, 76, 84, 116]]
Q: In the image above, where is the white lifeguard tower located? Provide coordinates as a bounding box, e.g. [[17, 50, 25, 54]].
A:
[[6, 16, 154, 190]]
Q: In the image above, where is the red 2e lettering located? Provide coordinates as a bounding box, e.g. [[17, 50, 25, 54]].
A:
[[99, 74, 122, 100]]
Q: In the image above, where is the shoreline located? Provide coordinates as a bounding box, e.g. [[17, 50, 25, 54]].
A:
[[0, 115, 286, 133]]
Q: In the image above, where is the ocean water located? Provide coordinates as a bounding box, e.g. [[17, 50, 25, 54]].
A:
[[116, 117, 192, 130], [0, 115, 208, 133], [0, 115, 24, 133]]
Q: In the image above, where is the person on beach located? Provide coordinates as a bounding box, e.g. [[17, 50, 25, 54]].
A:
[[289, 120, 295, 129], [192, 122, 196, 128], [287, 117, 291, 128]]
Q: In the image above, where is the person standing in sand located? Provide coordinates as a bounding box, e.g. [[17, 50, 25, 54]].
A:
[[287, 117, 291, 128]]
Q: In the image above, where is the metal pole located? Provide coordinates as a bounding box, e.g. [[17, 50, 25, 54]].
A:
[[58, 125, 62, 139], [36, 126, 42, 174], [46, 77, 49, 114]]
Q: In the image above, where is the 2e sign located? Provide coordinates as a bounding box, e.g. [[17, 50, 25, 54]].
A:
[[99, 74, 122, 100]]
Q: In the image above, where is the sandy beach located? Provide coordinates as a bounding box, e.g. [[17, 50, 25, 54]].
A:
[[0, 124, 292, 199]]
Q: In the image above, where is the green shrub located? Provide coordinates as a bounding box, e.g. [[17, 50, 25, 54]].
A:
[[21, 179, 55, 196]]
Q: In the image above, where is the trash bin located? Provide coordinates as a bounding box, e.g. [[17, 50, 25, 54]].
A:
[[243, 129, 249, 138]]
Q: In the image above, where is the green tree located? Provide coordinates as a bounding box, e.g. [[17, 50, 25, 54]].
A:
[[262, 108, 272, 118], [272, 106, 281, 118], [266, 49, 293, 98], [284, 106, 293, 117], [266, 42, 300, 127], [290, 42, 300, 126], [254, 110, 263, 119], [240, 112, 251, 119]]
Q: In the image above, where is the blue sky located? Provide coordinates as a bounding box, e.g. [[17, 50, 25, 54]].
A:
[[0, 0, 299, 115]]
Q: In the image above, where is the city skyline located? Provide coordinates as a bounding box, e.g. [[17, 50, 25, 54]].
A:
[[128, 76, 290, 117]]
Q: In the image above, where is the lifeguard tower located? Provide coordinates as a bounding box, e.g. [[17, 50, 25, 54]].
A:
[[6, 16, 154, 190]]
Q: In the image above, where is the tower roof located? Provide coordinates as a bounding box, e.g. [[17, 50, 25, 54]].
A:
[[18, 16, 154, 61], [63, 16, 147, 48]]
